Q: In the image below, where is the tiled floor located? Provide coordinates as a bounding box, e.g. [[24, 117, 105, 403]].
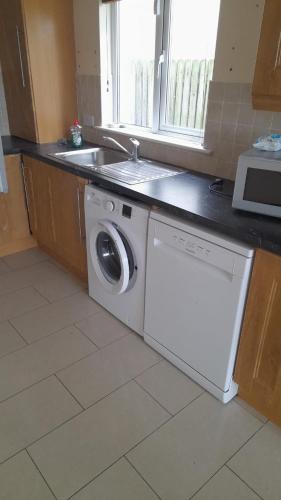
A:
[[0, 248, 280, 500]]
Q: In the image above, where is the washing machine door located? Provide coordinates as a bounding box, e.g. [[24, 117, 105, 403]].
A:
[[90, 220, 134, 295]]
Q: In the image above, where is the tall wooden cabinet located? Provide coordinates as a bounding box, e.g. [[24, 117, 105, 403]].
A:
[[252, 0, 281, 111], [0, 0, 77, 143], [0, 155, 35, 257], [23, 156, 88, 281], [234, 249, 281, 426]]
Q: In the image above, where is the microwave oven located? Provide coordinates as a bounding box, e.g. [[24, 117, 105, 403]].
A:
[[232, 148, 281, 218]]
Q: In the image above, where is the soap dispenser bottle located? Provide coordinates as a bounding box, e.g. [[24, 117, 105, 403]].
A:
[[70, 119, 83, 147]]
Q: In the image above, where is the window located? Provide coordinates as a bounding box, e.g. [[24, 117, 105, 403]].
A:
[[107, 0, 220, 140]]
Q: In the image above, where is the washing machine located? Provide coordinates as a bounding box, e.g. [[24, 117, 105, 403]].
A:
[[85, 184, 150, 335]]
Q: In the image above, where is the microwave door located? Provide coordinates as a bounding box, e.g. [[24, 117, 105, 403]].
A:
[[0, 138, 8, 193]]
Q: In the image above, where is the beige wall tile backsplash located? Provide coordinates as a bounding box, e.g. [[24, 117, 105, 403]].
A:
[[205, 81, 281, 179], [77, 75, 281, 181]]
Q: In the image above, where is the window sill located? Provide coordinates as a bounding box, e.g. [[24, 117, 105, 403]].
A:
[[96, 126, 212, 155]]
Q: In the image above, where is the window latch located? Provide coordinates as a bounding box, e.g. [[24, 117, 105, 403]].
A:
[[157, 51, 165, 79]]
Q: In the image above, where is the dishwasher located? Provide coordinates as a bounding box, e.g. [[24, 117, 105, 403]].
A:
[[144, 210, 254, 403]]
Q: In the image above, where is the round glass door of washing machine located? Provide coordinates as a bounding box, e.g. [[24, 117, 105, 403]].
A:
[[89, 220, 136, 294]]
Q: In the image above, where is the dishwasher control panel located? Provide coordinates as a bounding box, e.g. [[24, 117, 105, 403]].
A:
[[172, 233, 211, 258], [156, 222, 237, 275]]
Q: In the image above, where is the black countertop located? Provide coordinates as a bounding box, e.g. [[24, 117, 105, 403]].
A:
[[2, 135, 281, 254]]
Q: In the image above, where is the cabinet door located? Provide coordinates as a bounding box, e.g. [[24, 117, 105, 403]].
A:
[[0, 0, 37, 141], [234, 250, 281, 426], [22, 157, 38, 236], [252, 0, 281, 111], [22, 0, 77, 143], [23, 156, 57, 253], [22, 156, 88, 280], [50, 168, 88, 280], [0, 155, 35, 256]]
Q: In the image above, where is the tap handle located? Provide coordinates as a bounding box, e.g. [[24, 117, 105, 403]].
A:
[[129, 138, 140, 147]]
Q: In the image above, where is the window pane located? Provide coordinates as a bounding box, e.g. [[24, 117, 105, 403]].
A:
[[118, 0, 155, 128], [162, 0, 220, 135]]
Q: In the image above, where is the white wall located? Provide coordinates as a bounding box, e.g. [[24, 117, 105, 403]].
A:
[[73, 0, 265, 83], [213, 0, 265, 83]]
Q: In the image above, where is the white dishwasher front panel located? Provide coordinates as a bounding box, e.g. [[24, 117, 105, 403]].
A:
[[144, 217, 253, 400]]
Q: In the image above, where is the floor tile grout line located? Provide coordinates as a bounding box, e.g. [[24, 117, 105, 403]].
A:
[[4, 372, 265, 500], [7, 290, 95, 331], [0, 404, 84, 469], [125, 455, 163, 500], [0, 343, 28, 361], [3, 286, 50, 323], [74, 323, 102, 350], [74, 322, 135, 350], [1, 376, 170, 470], [0, 374, 56, 406], [0, 375, 260, 477], [65, 456, 126, 500], [54, 374, 84, 410], [33, 285, 88, 306], [234, 398, 268, 425], [7, 319, 28, 346], [7, 321, 73, 348], [69, 359, 164, 412], [1, 261, 50, 274], [0, 277, 47, 299], [225, 419, 267, 465], [12, 303, 108, 346], [133, 378, 173, 416], [134, 373, 205, 418], [187, 463, 227, 500], [0, 260, 83, 301], [55, 332, 160, 381], [162, 390, 205, 420], [1, 326, 144, 406], [25, 448, 59, 500], [13, 321, 92, 347], [2, 250, 50, 271], [186, 420, 267, 500], [124, 391, 206, 459], [187, 422, 266, 500], [225, 464, 265, 500], [31, 285, 53, 304], [0, 322, 97, 362], [0, 266, 270, 500], [0, 342, 98, 406]]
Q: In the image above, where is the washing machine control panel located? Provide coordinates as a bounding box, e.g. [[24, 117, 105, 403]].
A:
[[105, 200, 115, 212], [87, 190, 134, 219]]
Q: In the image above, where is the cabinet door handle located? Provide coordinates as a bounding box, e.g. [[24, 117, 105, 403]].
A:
[[77, 187, 82, 241], [21, 163, 32, 233], [16, 26, 26, 88], [274, 30, 281, 71]]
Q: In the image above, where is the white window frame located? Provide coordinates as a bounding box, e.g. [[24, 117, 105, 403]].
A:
[[109, 0, 210, 140]]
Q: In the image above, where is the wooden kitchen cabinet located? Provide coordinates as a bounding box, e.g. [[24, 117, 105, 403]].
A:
[[252, 0, 281, 111], [234, 249, 281, 426], [0, 155, 36, 257], [22, 156, 88, 281], [50, 168, 88, 280], [0, 0, 77, 143]]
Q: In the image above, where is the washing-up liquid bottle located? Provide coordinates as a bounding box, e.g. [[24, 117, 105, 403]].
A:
[[70, 119, 83, 147]]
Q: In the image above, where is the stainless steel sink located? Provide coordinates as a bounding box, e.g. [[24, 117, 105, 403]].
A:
[[49, 147, 127, 168], [49, 148, 184, 184], [94, 160, 184, 184]]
